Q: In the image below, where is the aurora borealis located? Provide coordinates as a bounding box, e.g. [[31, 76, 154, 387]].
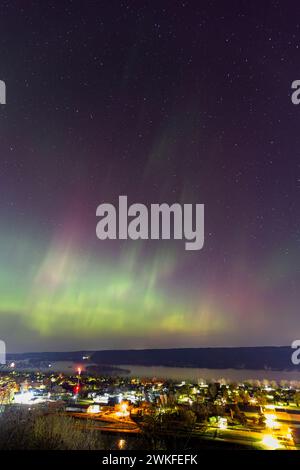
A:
[[1, 1, 300, 352]]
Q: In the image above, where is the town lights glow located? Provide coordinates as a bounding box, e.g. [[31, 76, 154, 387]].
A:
[[115, 402, 129, 418], [118, 439, 126, 450], [249, 398, 257, 405], [121, 403, 128, 413], [14, 391, 34, 405], [87, 404, 100, 414], [264, 413, 278, 429], [286, 428, 293, 441], [261, 434, 281, 450], [218, 417, 228, 430]]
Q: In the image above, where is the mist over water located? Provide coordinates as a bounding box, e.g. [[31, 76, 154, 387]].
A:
[[116, 364, 300, 384], [11, 360, 300, 385]]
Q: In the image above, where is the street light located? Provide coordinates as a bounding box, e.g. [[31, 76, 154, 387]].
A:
[[262, 434, 281, 450], [118, 439, 126, 450], [264, 413, 277, 429]]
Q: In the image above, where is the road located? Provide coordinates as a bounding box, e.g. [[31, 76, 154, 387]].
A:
[[66, 411, 298, 449]]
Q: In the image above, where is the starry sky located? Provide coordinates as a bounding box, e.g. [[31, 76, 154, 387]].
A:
[[0, 1, 300, 352]]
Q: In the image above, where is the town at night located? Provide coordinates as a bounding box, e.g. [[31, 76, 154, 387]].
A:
[[0, 355, 300, 451]]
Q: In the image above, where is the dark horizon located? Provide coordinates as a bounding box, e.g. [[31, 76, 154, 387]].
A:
[[7, 345, 299, 372], [7, 344, 293, 355]]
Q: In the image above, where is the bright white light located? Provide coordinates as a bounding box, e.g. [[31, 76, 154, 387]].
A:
[[118, 439, 126, 449], [218, 417, 228, 430], [87, 404, 100, 414], [115, 410, 130, 418], [14, 391, 34, 405], [121, 403, 128, 413], [95, 395, 109, 404], [116, 402, 129, 418], [265, 413, 277, 429], [262, 434, 281, 450], [286, 427, 293, 441]]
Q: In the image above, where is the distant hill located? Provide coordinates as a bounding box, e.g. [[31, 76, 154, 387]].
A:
[[91, 347, 298, 371], [7, 346, 300, 371]]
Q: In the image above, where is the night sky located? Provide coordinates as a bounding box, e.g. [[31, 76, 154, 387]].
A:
[[0, 1, 300, 352]]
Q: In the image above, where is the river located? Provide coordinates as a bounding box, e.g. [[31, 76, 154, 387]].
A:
[[8, 360, 300, 385]]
